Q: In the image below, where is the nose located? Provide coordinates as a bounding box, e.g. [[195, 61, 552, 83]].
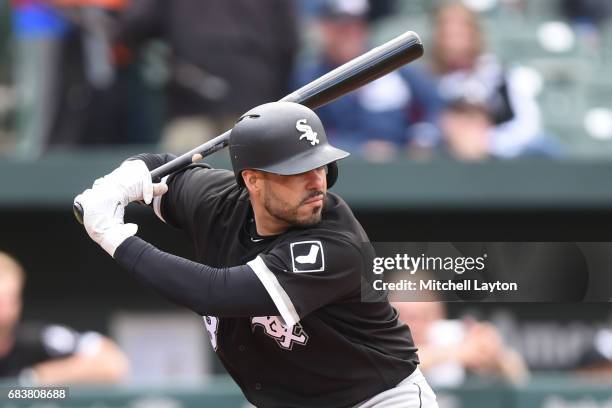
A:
[[304, 167, 326, 190]]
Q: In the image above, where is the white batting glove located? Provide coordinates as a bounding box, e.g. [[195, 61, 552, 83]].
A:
[[93, 160, 158, 205], [76, 159, 167, 256], [74, 186, 137, 257]]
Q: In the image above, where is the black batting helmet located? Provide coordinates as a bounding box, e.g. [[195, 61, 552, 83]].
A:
[[229, 102, 350, 187]]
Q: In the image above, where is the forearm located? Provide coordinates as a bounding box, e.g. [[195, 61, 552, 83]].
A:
[[114, 237, 278, 317]]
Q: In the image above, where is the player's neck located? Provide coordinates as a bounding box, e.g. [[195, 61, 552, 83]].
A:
[[253, 214, 289, 236], [250, 198, 290, 236]]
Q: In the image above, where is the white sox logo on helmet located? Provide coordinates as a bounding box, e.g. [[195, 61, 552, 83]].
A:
[[296, 119, 320, 146]]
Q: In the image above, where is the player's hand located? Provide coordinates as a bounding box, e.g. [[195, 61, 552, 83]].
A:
[[93, 160, 166, 205], [74, 181, 166, 257], [75, 160, 167, 256], [74, 186, 139, 257]]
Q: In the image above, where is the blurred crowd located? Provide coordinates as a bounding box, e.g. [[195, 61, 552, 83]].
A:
[[1, 0, 610, 160]]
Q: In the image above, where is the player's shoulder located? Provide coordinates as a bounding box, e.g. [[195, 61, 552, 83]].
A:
[[170, 164, 248, 201], [280, 227, 361, 254], [172, 164, 233, 188], [273, 195, 371, 269], [319, 192, 368, 241]]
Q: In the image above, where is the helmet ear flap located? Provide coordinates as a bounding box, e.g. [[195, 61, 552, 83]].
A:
[[326, 162, 339, 188]]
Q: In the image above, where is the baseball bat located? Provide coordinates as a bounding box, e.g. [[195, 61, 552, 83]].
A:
[[74, 31, 424, 223]]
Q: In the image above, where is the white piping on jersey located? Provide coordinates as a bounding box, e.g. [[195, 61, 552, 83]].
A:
[[247, 256, 300, 328], [248, 218, 265, 242], [153, 175, 170, 223]]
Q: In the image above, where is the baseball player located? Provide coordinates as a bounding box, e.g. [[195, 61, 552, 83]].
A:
[[75, 102, 438, 407]]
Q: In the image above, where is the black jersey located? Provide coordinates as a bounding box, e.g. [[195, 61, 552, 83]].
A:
[[154, 165, 419, 408], [0, 324, 82, 378]]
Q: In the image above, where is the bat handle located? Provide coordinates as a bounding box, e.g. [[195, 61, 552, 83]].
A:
[[73, 202, 85, 225]]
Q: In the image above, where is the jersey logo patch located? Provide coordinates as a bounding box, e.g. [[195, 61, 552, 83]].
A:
[[251, 316, 309, 350], [290, 241, 325, 273], [296, 119, 320, 146]]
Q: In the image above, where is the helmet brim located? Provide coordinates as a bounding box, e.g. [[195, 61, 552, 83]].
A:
[[253, 144, 350, 176]]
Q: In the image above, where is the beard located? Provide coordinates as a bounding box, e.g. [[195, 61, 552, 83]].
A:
[[263, 187, 325, 228]]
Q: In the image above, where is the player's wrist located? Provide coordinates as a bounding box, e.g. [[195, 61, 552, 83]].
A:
[[101, 223, 138, 257]]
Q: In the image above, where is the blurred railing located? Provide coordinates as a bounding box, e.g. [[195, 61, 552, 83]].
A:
[[2, 374, 611, 408], [1, 150, 612, 210]]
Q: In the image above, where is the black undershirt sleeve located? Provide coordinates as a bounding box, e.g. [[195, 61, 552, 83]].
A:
[[128, 152, 177, 175], [114, 236, 279, 317]]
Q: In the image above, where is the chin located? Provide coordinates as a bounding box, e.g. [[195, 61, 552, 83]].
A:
[[307, 211, 323, 226], [295, 212, 322, 227]]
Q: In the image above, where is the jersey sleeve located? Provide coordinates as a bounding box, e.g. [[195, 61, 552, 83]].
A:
[[160, 165, 237, 234], [247, 235, 365, 327]]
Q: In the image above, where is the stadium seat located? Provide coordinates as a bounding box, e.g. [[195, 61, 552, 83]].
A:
[[524, 0, 563, 22], [601, 22, 612, 62], [371, 14, 431, 46], [397, 0, 433, 16]]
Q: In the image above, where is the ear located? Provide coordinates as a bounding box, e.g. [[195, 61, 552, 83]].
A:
[[242, 170, 262, 194]]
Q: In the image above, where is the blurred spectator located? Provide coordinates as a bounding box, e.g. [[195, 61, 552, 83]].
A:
[[296, 0, 397, 22], [560, 0, 612, 28], [11, 0, 69, 156], [575, 328, 612, 377], [11, 0, 148, 156], [294, 0, 442, 161], [113, 0, 298, 153], [0, 251, 128, 385], [0, 0, 14, 153], [393, 301, 529, 387], [440, 101, 491, 161], [416, 2, 558, 160], [559, 0, 612, 54]]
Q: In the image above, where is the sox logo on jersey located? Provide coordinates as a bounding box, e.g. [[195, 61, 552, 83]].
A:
[[289, 241, 325, 273], [252, 316, 309, 350], [203, 315, 219, 350], [203, 316, 309, 351]]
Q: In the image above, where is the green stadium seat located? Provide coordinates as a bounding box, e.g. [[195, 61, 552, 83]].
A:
[[524, 0, 563, 22], [586, 85, 612, 109], [599, 23, 612, 62], [397, 0, 432, 16], [371, 14, 431, 51]]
